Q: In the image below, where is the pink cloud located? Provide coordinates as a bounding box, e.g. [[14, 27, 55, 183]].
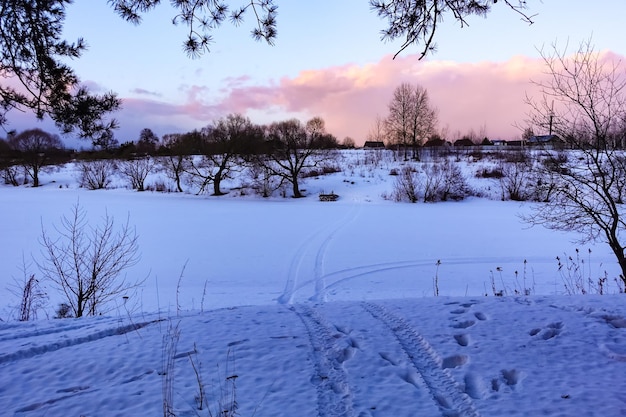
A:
[[47, 48, 624, 146], [204, 53, 562, 143]]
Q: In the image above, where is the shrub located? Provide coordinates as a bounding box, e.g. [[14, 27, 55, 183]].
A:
[[392, 166, 419, 203], [78, 159, 116, 190]]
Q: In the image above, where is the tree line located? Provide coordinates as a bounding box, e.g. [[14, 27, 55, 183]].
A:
[[0, 115, 346, 198]]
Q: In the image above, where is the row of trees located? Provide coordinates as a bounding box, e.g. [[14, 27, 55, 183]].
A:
[[1, 116, 341, 198]]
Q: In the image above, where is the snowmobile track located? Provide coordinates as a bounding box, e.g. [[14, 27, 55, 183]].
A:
[[0, 320, 159, 366], [290, 304, 354, 417], [362, 302, 481, 417]]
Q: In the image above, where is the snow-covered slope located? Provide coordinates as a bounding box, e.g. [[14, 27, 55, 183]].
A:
[[1, 150, 625, 416], [1, 296, 625, 416]]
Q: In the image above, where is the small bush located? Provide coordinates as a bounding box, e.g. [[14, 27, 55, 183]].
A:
[[392, 166, 419, 203], [476, 167, 504, 179], [78, 159, 116, 190], [54, 303, 73, 319]]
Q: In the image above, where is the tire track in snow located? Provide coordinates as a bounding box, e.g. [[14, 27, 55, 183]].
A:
[[0, 320, 160, 365], [322, 255, 558, 295], [310, 204, 361, 303], [362, 302, 481, 417], [290, 304, 354, 417], [278, 204, 360, 305]]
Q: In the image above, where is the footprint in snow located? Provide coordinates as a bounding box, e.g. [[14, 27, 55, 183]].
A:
[[451, 320, 475, 329], [531, 322, 564, 340], [464, 372, 489, 399], [474, 312, 488, 321], [491, 369, 525, 392], [454, 333, 470, 347], [442, 354, 468, 369]]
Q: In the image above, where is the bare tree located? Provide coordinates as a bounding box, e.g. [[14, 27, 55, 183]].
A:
[[194, 114, 261, 195], [136, 128, 160, 154], [160, 133, 192, 193], [39, 202, 140, 318], [367, 114, 388, 144], [8, 129, 63, 187], [341, 136, 356, 149], [385, 83, 437, 161], [259, 118, 337, 198], [119, 156, 155, 191], [524, 39, 626, 287]]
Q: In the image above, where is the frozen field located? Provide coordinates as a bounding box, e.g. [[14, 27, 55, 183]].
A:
[[0, 151, 625, 416]]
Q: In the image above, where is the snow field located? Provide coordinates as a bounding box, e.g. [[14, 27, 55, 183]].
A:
[[0, 149, 625, 415]]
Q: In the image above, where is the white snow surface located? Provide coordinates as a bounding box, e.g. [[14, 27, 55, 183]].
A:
[[1, 150, 625, 416]]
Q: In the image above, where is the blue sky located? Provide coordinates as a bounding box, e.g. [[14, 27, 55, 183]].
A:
[[7, 1, 626, 146]]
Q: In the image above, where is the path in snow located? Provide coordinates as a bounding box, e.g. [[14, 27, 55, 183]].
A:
[[291, 304, 355, 417], [0, 319, 160, 366], [362, 302, 481, 417], [278, 204, 361, 304]]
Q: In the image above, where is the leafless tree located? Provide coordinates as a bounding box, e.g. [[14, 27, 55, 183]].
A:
[[38, 202, 140, 318], [119, 156, 155, 191], [341, 136, 356, 149], [160, 133, 200, 193], [191, 114, 261, 195], [524, 38, 626, 287], [367, 114, 388, 144], [78, 159, 116, 190], [247, 158, 284, 197], [385, 83, 437, 161], [136, 128, 160, 154], [8, 129, 63, 187], [258, 118, 337, 198]]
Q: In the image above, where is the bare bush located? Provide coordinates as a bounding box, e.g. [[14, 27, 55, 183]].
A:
[[247, 158, 284, 198], [78, 159, 116, 190], [2, 164, 21, 186], [498, 160, 533, 201], [38, 202, 141, 317], [392, 166, 419, 202], [422, 160, 471, 202], [9, 257, 48, 321], [119, 157, 155, 191]]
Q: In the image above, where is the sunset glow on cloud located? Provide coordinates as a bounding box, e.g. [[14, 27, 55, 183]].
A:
[[7, 49, 624, 149], [153, 53, 555, 144]]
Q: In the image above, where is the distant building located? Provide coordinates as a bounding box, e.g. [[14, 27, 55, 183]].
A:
[[491, 139, 507, 146], [528, 134, 562, 146], [423, 138, 449, 147], [363, 141, 385, 149], [453, 138, 475, 147]]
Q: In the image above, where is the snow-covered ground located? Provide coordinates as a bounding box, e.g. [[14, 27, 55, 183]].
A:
[[1, 150, 625, 416]]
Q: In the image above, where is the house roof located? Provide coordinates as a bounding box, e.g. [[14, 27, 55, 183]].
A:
[[363, 141, 385, 148], [528, 134, 560, 143], [453, 138, 475, 147]]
